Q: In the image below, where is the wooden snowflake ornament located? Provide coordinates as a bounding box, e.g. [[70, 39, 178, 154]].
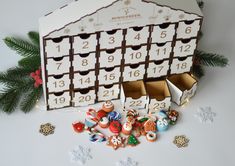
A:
[[173, 135, 189, 148], [39, 123, 55, 136]]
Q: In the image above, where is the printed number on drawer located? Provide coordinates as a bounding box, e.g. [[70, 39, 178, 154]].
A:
[[46, 56, 70, 75], [74, 71, 96, 89], [45, 38, 70, 58], [98, 84, 120, 101], [171, 57, 193, 74], [47, 74, 70, 92], [147, 61, 169, 78], [48, 92, 70, 109], [149, 42, 172, 61]]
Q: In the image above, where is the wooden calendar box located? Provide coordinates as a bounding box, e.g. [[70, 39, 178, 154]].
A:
[[167, 73, 198, 106], [121, 81, 148, 110], [39, 0, 203, 110], [145, 80, 171, 115]]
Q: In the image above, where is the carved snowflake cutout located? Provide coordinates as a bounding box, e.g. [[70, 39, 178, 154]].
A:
[[116, 157, 138, 166], [69, 145, 92, 165], [173, 135, 189, 148], [195, 107, 216, 123], [39, 123, 55, 136]]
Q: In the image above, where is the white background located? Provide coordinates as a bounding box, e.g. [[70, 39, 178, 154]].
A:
[[0, 0, 235, 166]]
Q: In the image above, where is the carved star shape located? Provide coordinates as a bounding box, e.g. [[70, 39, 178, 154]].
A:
[[195, 107, 216, 123], [107, 135, 126, 150], [39, 123, 55, 136], [173, 135, 189, 148]]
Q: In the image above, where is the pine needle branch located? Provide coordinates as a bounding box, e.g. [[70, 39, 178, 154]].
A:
[[3, 37, 40, 58], [20, 87, 42, 113], [18, 56, 41, 71], [28, 31, 40, 46], [196, 50, 229, 67]]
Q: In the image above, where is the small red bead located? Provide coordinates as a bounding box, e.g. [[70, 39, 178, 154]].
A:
[[72, 122, 85, 133]]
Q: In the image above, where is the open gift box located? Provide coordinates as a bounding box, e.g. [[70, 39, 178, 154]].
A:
[[166, 73, 197, 106], [145, 80, 171, 115], [121, 81, 148, 110]]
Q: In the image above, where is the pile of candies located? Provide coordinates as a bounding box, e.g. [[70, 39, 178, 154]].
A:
[[72, 100, 179, 150]]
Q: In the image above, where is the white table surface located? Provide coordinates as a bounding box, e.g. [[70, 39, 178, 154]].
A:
[[0, 0, 235, 166]]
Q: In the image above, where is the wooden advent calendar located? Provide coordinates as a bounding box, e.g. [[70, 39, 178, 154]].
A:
[[39, 0, 203, 111]]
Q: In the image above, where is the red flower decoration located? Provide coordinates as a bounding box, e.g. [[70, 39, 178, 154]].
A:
[[30, 68, 42, 88]]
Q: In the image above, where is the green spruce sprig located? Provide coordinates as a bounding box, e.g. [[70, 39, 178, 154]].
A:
[[0, 31, 42, 114]]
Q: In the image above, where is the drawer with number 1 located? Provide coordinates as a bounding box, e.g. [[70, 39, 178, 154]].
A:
[[98, 84, 120, 102], [45, 37, 70, 58], [73, 88, 96, 107], [48, 91, 71, 109], [73, 33, 97, 54], [126, 26, 149, 46]]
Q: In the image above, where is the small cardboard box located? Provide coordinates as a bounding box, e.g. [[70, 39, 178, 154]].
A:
[[121, 81, 148, 110], [145, 81, 171, 115], [167, 73, 197, 105]]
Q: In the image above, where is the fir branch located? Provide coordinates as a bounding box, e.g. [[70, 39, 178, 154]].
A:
[[196, 50, 229, 67], [192, 64, 205, 79], [20, 87, 42, 113], [0, 72, 31, 87], [0, 77, 35, 113], [3, 37, 40, 58], [0, 88, 22, 114], [28, 31, 40, 46], [18, 56, 41, 71]]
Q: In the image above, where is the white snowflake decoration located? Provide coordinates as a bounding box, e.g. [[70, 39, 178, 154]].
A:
[[195, 107, 216, 123], [69, 145, 92, 165], [116, 157, 138, 166]]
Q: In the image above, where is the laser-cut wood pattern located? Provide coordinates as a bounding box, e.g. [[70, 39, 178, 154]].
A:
[[39, 0, 203, 110]]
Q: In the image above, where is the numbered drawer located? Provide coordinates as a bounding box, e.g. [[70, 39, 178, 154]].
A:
[[46, 56, 70, 75], [73, 33, 97, 54], [47, 74, 70, 93], [98, 84, 120, 102], [45, 37, 70, 58], [100, 29, 123, 49], [98, 67, 121, 85], [123, 64, 145, 82], [177, 20, 201, 39], [124, 45, 147, 65], [149, 42, 172, 61], [167, 73, 197, 106], [99, 49, 122, 68], [74, 70, 96, 89], [171, 56, 193, 74], [48, 91, 71, 109], [151, 23, 175, 43], [147, 60, 170, 79], [73, 53, 96, 71], [73, 88, 96, 107], [173, 39, 197, 57], [126, 26, 149, 46], [145, 81, 171, 115], [121, 81, 148, 110]]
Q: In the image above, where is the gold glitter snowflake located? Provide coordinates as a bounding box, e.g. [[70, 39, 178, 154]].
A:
[[39, 123, 55, 136], [173, 135, 189, 148]]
